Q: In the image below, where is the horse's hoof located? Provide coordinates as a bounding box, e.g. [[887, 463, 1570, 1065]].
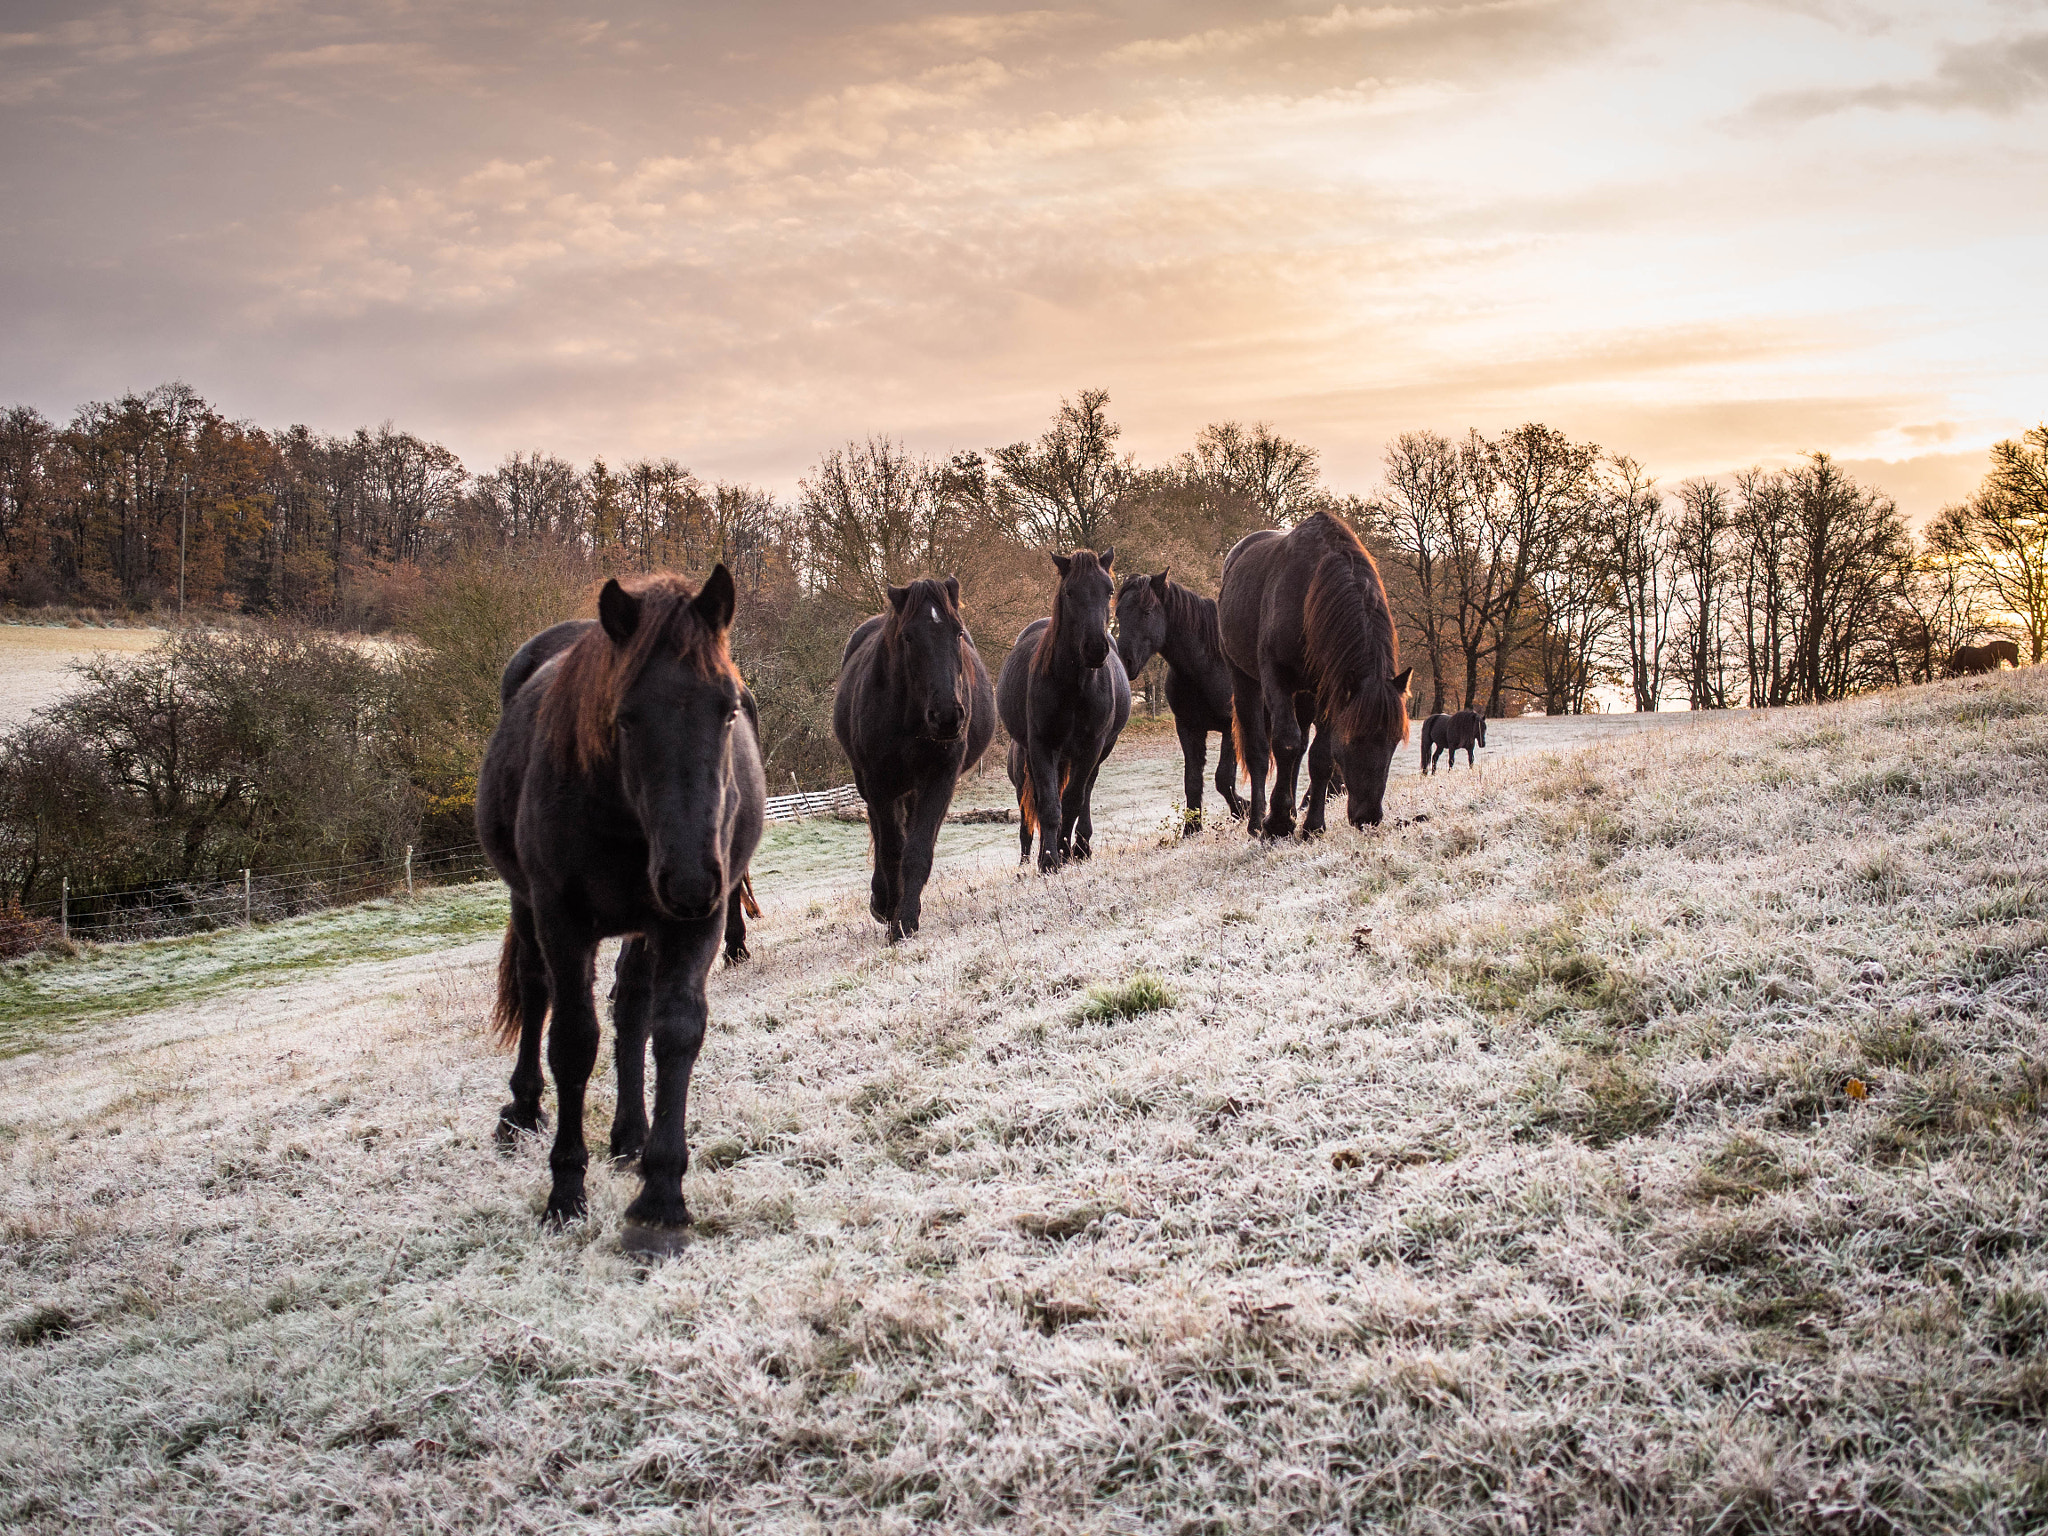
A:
[[608, 1141, 645, 1168], [619, 1221, 694, 1258], [541, 1195, 588, 1229], [496, 1104, 546, 1150], [723, 943, 749, 965]]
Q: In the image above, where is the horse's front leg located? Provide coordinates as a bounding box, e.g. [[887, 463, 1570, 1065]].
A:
[[1068, 752, 1106, 860], [1028, 740, 1066, 873], [868, 792, 907, 929], [1176, 715, 1209, 833], [1229, 664, 1270, 838], [608, 936, 652, 1166], [892, 775, 953, 940], [535, 917, 600, 1225], [1303, 716, 1335, 837], [497, 898, 550, 1147], [621, 916, 722, 1253]]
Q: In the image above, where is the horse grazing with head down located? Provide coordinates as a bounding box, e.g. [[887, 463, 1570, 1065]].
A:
[[1421, 708, 1486, 774], [477, 567, 765, 1254], [1951, 640, 2021, 676], [833, 576, 995, 941], [997, 547, 1132, 870], [1116, 569, 1243, 831], [1218, 510, 1412, 835]]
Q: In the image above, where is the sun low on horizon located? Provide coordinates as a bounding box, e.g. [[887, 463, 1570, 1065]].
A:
[[3, 0, 2043, 517]]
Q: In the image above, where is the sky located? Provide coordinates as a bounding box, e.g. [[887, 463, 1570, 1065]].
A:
[[2, 0, 2044, 516]]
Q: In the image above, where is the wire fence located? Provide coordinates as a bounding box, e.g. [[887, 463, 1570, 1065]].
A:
[[3, 783, 881, 952], [10, 841, 501, 947]]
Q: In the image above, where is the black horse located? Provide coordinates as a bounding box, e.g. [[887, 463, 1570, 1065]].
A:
[[833, 577, 996, 941], [1115, 568, 1243, 831], [1218, 510, 1412, 835], [1421, 708, 1486, 774], [476, 568, 765, 1254], [997, 548, 1131, 871]]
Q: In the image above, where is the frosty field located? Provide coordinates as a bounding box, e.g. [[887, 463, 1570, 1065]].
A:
[[3, 676, 2046, 1533]]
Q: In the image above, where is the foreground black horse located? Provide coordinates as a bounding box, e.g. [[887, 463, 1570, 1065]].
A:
[[833, 577, 995, 940], [477, 568, 765, 1253], [1218, 510, 1412, 834], [998, 548, 1131, 870], [1116, 568, 1243, 831], [1421, 708, 1486, 774]]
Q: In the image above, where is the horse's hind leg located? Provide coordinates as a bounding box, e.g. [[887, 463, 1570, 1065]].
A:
[[535, 917, 600, 1226], [609, 936, 653, 1166], [722, 877, 752, 964], [1215, 725, 1245, 820], [1263, 689, 1311, 839], [1070, 755, 1106, 860], [1008, 741, 1034, 864], [497, 898, 551, 1147], [1230, 664, 1270, 838]]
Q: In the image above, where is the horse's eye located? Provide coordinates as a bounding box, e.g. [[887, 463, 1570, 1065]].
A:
[[616, 712, 638, 732]]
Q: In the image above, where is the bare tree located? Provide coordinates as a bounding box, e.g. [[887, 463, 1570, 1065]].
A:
[[1529, 517, 1620, 715], [991, 388, 1133, 550], [470, 450, 585, 545], [1925, 425, 2048, 664], [800, 436, 959, 612], [1670, 478, 1737, 709], [1187, 421, 1322, 525], [1363, 430, 1462, 715], [1478, 424, 1602, 715], [1603, 455, 1677, 713]]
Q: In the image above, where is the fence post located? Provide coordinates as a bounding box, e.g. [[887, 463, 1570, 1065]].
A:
[[243, 869, 251, 926], [404, 844, 414, 899], [60, 877, 68, 942]]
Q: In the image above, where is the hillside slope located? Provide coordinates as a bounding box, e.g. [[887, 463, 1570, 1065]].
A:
[[4, 672, 2046, 1534]]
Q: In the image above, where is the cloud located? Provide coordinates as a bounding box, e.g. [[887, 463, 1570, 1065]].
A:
[[1753, 27, 2048, 117]]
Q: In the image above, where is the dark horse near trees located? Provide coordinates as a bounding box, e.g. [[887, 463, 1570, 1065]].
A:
[[998, 548, 1131, 870], [477, 568, 765, 1254], [1421, 708, 1486, 774], [1115, 569, 1243, 831], [833, 577, 995, 941], [1951, 640, 2021, 676], [1218, 510, 1412, 835]]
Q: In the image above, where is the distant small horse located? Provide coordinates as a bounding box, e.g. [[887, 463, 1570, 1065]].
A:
[[477, 568, 765, 1254], [998, 548, 1132, 870], [1421, 708, 1487, 774], [833, 577, 995, 941], [1218, 510, 1412, 834], [1116, 568, 1243, 830], [1951, 640, 2021, 676]]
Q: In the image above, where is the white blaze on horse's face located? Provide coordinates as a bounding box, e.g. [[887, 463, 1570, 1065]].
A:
[[930, 605, 940, 623]]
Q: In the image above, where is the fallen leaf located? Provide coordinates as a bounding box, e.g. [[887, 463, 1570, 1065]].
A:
[[1844, 1078, 1868, 1101], [1350, 926, 1374, 953]]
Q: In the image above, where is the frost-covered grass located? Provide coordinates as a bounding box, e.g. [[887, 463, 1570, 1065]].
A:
[[0, 883, 508, 1050], [5, 674, 2048, 1533]]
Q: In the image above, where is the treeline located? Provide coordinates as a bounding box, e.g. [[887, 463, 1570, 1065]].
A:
[[3, 380, 2043, 925]]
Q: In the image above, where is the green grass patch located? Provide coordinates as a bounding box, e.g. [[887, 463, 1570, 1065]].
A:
[[1075, 973, 1176, 1023], [0, 881, 509, 1051]]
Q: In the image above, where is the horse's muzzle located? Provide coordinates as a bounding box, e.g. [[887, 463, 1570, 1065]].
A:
[[655, 865, 727, 922]]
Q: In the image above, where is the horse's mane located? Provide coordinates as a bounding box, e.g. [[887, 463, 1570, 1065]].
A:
[[536, 573, 739, 771], [1299, 513, 1411, 745], [1036, 549, 1107, 675]]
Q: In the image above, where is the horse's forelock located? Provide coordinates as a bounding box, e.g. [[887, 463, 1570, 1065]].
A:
[[539, 575, 737, 771]]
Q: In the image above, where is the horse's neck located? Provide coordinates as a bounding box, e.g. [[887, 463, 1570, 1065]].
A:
[[1159, 590, 1221, 674], [1043, 598, 1087, 678]]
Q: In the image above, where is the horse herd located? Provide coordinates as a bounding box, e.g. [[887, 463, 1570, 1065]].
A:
[[474, 510, 1432, 1252]]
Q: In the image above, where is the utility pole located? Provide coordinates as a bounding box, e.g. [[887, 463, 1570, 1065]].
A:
[[178, 472, 189, 623]]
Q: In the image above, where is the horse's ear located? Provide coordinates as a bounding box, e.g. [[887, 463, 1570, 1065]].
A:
[[1150, 569, 1169, 600], [1100, 545, 1115, 572], [692, 564, 737, 632], [1393, 667, 1413, 697], [598, 579, 640, 644], [887, 584, 911, 614], [1051, 553, 1072, 579], [944, 576, 960, 611]]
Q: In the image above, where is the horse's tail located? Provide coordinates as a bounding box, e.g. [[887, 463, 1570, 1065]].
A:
[[1018, 771, 1039, 840], [490, 924, 526, 1049], [739, 873, 761, 919]]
